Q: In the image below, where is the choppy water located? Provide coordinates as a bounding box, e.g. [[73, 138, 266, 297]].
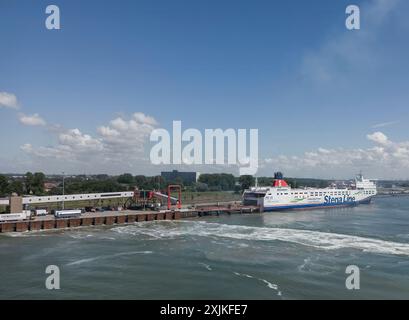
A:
[[1, 197, 409, 299]]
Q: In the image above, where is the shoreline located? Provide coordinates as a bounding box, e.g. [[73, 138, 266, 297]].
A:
[[0, 205, 260, 234]]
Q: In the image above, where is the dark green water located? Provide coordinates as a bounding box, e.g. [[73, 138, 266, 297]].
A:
[[1, 197, 409, 299]]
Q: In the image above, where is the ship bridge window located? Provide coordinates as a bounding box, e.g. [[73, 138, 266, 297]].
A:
[[245, 192, 266, 198]]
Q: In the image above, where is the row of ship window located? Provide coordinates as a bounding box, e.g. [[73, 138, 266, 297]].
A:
[[272, 190, 376, 197]]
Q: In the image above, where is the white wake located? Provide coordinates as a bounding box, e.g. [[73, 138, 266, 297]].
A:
[[112, 220, 409, 256]]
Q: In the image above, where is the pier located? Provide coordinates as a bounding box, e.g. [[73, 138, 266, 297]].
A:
[[0, 205, 260, 234]]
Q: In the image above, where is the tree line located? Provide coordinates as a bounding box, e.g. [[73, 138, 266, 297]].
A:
[[0, 172, 46, 196], [0, 172, 330, 197]]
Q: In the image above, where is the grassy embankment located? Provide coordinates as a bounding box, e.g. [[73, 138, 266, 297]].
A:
[[178, 191, 241, 204], [0, 191, 242, 213]]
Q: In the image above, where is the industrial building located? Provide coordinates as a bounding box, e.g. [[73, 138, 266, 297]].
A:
[[161, 170, 199, 185]]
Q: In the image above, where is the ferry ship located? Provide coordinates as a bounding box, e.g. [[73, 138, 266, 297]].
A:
[[243, 172, 377, 211]]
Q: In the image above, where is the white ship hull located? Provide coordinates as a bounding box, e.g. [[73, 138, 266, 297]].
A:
[[243, 173, 377, 211]]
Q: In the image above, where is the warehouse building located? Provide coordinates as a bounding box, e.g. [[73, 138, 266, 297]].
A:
[[161, 170, 199, 185]]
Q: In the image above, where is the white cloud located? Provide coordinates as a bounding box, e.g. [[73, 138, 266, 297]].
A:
[[20, 112, 159, 173], [264, 132, 409, 179], [98, 126, 120, 137], [371, 120, 399, 128], [59, 128, 103, 151], [367, 131, 389, 145], [0, 92, 19, 109], [18, 113, 47, 126], [133, 112, 158, 126], [96, 112, 158, 155], [21, 143, 72, 160]]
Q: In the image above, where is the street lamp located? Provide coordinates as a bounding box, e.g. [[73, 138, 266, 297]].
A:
[[62, 171, 65, 210]]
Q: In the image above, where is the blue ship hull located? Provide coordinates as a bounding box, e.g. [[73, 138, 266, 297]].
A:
[[263, 198, 372, 211]]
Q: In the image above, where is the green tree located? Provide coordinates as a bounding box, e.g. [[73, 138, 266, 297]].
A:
[[32, 172, 46, 195], [239, 175, 254, 190], [198, 173, 235, 191], [0, 175, 9, 196], [258, 177, 273, 186], [49, 186, 62, 195], [117, 173, 134, 184], [25, 172, 34, 194], [7, 180, 24, 195], [134, 175, 148, 189], [24, 172, 45, 195], [194, 182, 209, 192]]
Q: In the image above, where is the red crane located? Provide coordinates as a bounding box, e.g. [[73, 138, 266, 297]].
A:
[[167, 185, 182, 210]]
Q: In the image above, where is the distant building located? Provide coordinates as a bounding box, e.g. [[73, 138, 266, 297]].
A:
[[43, 182, 59, 192], [161, 170, 199, 185]]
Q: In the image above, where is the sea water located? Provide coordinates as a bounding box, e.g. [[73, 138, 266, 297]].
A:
[[0, 196, 408, 299]]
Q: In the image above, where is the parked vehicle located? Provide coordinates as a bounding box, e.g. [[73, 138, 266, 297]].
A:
[[35, 209, 48, 216], [0, 212, 30, 222], [54, 210, 82, 218]]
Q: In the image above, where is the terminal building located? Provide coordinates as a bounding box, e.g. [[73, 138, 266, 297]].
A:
[[161, 170, 199, 185]]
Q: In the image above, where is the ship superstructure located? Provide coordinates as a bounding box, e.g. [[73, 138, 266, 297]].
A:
[[243, 172, 377, 211]]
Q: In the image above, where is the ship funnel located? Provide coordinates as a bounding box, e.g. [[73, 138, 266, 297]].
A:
[[273, 172, 288, 187], [274, 172, 284, 179]]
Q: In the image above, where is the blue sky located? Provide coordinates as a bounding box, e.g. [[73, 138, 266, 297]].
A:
[[1, 0, 409, 178]]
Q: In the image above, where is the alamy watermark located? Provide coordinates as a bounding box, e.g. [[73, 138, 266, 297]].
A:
[[45, 5, 60, 30], [150, 121, 259, 175], [43, 5, 359, 31], [345, 265, 360, 290], [345, 4, 360, 30], [45, 265, 60, 290]]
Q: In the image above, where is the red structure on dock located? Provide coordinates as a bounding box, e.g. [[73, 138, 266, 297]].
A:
[[167, 185, 182, 210]]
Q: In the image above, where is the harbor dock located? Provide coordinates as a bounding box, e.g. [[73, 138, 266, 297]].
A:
[[0, 205, 260, 233]]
